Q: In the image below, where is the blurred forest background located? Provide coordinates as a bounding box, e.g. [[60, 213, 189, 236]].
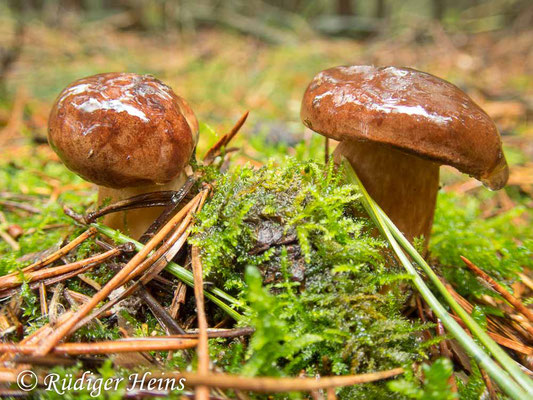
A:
[[0, 0, 531, 169]]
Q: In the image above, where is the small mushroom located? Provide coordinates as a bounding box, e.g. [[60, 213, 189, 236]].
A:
[[48, 72, 198, 239], [301, 65, 508, 247]]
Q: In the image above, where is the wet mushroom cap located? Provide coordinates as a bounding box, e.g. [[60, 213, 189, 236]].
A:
[[301, 65, 508, 189], [48, 73, 198, 188]]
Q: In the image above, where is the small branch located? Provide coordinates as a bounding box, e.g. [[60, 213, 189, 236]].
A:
[[192, 246, 210, 400], [461, 256, 533, 325]]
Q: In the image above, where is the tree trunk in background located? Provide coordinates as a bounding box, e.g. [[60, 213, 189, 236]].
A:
[[376, 0, 386, 19], [337, 0, 354, 16], [433, 0, 445, 20]]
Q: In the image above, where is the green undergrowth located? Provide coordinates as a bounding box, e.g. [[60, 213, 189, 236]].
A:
[[1, 152, 531, 398], [0, 153, 91, 276], [191, 158, 431, 397], [430, 191, 532, 302], [0, 151, 113, 331]]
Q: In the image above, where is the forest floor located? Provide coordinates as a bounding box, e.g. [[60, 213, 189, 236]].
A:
[[0, 16, 532, 399]]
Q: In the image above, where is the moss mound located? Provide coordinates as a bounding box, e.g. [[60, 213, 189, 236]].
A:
[[191, 158, 430, 396]]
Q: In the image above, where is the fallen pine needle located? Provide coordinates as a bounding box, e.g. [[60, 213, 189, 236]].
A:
[[159, 368, 404, 392], [448, 314, 533, 355], [0, 367, 403, 393], [0, 338, 198, 355], [461, 256, 533, 326], [192, 245, 210, 400], [39, 282, 47, 316], [72, 197, 202, 332], [33, 192, 204, 356], [6, 227, 97, 277], [0, 245, 125, 289]]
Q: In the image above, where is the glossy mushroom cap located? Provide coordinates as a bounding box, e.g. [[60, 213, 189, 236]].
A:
[[301, 66, 508, 190], [48, 73, 199, 189]]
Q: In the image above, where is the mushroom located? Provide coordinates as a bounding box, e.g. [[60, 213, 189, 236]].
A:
[[48, 72, 199, 239], [301, 65, 508, 247]]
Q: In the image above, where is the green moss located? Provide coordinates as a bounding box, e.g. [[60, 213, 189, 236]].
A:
[[430, 191, 532, 299], [191, 158, 429, 396], [388, 358, 456, 399], [4, 146, 525, 398]]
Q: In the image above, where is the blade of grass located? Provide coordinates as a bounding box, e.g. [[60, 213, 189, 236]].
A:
[[373, 186, 533, 394], [91, 222, 244, 321], [343, 159, 531, 400]]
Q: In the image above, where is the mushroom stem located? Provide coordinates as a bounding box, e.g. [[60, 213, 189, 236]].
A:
[[334, 140, 439, 249], [97, 172, 188, 240]]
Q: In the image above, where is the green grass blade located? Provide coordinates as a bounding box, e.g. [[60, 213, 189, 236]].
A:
[[375, 205, 533, 394], [91, 223, 244, 321], [343, 159, 531, 399]]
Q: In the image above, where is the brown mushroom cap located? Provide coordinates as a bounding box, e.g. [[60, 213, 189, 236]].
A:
[[48, 73, 198, 188], [301, 65, 508, 190]]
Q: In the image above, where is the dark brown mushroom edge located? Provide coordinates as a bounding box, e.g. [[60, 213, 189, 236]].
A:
[[48, 72, 199, 239], [301, 65, 508, 250]]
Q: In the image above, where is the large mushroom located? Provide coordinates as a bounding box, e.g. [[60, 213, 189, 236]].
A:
[[301, 65, 508, 247], [48, 72, 198, 239]]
